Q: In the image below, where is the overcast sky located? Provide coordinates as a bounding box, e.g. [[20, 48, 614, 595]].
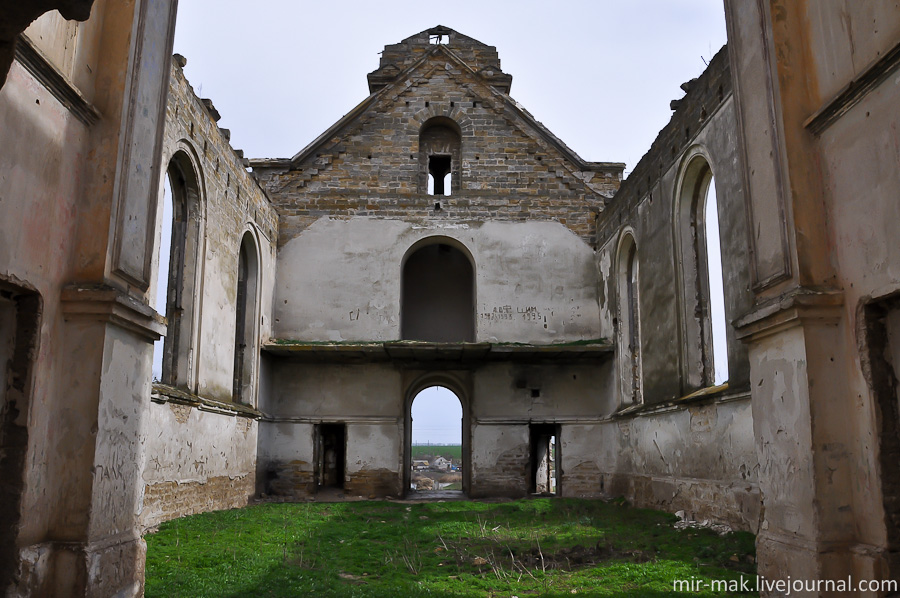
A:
[[172, 0, 728, 175], [168, 1, 729, 441]]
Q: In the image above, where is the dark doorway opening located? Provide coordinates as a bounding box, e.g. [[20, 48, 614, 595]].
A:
[[530, 424, 560, 496], [316, 423, 346, 491], [0, 284, 40, 591], [860, 297, 900, 575]]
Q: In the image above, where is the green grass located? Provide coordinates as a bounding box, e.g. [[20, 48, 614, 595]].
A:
[[411, 444, 462, 460], [145, 498, 756, 597]]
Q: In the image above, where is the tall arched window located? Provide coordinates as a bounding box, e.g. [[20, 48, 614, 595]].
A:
[[419, 117, 461, 196], [401, 239, 475, 342], [233, 232, 260, 404], [704, 175, 728, 385], [675, 155, 729, 389], [153, 152, 202, 388], [617, 232, 642, 405]]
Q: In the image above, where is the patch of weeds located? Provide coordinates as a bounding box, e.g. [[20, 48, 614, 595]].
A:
[[145, 498, 756, 597]]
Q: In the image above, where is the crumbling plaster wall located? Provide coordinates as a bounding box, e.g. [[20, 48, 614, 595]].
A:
[[592, 47, 759, 530], [140, 57, 279, 527], [259, 361, 612, 499], [721, 1, 900, 586], [270, 218, 601, 343], [258, 363, 404, 497], [761, 2, 900, 581], [812, 32, 900, 557], [0, 0, 106, 571], [0, 2, 177, 594], [253, 28, 624, 502]]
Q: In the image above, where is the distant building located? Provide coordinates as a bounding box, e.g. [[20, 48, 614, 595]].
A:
[[432, 457, 452, 471]]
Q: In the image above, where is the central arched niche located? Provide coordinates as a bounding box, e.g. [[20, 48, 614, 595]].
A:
[[401, 238, 475, 342]]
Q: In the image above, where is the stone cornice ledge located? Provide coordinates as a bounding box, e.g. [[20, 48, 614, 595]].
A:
[[60, 283, 165, 341], [611, 385, 751, 421], [15, 34, 101, 126], [734, 287, 844, 342], [152, 383, 262, 419]]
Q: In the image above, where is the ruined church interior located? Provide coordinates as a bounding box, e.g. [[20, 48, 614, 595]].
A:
[[0, 1, 899, 595]]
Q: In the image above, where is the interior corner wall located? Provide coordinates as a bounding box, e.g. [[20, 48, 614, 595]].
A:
[[591, 49, 759, 531], [140, 58, 280, 527]]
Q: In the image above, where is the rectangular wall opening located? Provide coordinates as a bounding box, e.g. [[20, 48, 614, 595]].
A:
[[428, 155, 452, 196], [0, 285, 40, 591], [862, 297, 900, 575], [315, 423, 346, 491], [530, 423, 560, 496]]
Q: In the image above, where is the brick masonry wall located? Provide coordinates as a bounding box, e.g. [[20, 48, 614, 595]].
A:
[[252, 34, 622, 248], [597, 45, 732, 242], [163, 57, 278, 248], [142, 474, 254, 529], [145, 56, 280, 520]]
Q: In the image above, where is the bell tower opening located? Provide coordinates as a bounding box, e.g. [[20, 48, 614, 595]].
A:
[[419, 117, 461, 196]]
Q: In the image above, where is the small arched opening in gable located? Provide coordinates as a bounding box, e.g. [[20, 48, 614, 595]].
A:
[[418, 117, 461, 196]]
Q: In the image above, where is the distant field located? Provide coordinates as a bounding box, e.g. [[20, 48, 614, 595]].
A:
[[411, 444, 461, 460]]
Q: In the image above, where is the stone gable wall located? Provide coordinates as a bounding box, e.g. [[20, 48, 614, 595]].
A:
[[253, 53, 622, 247]]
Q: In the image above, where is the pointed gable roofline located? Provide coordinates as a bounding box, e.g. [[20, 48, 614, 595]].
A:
[[250, 29, 623, 180]]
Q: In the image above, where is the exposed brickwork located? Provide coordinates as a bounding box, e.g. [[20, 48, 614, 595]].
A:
[[345, 469, 403, 498], [599, 472, 759, 533], [598, 45, 732, 242], [142, 475, 253, 528], [470, 445, 530, 498], [251, 28, 623, 248], [368, 26, 512, 93], [562, 459, 604, 497], [263, 460, 316, 498], [164, 56, 278, 263]]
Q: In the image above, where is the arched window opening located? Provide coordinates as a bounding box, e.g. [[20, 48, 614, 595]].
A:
[[704, 175, 729, 385], [617, 234, 642, 405], [152, 174, 173, 383], [419, 117, 461, 196], [410, 386, 463, 492], [152, 154, 202, 388], [676, 157, 731, 390], [233, 232, 259, 404], [401, 241, 475, 342]]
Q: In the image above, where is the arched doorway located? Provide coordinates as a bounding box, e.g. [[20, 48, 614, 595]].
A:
[[405, 377, 469, 496], [401, 239, 475, 342]]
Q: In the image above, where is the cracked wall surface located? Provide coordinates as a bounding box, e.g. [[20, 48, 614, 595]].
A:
[[591, 46, 759, 531], [139, 55, 278, 528]]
